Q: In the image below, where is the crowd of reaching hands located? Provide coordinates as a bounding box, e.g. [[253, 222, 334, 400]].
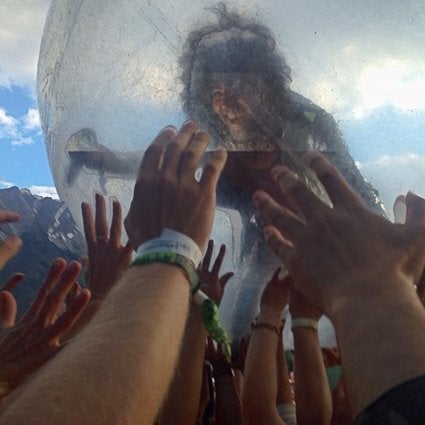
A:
[[0, 120, 425, 424]]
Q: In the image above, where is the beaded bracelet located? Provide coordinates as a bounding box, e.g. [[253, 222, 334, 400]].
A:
[[251, 320, 284, 336]]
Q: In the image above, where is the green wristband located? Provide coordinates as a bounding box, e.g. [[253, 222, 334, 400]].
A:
[[131, 252, 201, 294]]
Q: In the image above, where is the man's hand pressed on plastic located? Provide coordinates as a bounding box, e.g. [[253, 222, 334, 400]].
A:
[[81, 194, 132, 302], [259, 268, 291, 325], [253, 152, 425, 318], [125, 121, 227, 251], [199, 240, 234, 305], [0, 259, 90, 393]]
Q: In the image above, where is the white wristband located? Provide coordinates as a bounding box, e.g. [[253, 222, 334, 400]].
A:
[[291, 318, 318, 331], [136, 228, 203, 267]]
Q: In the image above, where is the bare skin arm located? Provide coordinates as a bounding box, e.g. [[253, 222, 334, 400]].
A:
[[242, 269, 289, 425], [0, 121, 227, 425], [253, 152, 425, 418], [159, 241, 232, 425], [205, 338, 243, 425], [290, 286, 332, 425]]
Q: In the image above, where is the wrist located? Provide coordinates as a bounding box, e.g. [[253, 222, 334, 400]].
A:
[[257, 309, 282, 327]]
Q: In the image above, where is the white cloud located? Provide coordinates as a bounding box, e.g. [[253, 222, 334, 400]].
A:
[[11, 137, 34, 147], [0, 106, 40, 148], [0, 180, 14, 188], [0, 108, 17, 127], [307, 55, 425, 120], [0, 0, 51, 89], [23, 108, 41, 130], [28, 185, 58, 199], [359, 153, 425, 220]]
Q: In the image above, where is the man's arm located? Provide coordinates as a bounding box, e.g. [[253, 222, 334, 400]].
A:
[[290, 286, 332, 425], [159, 241, 233, 425], [0, 264, 190, 425], [0, 121, 227, 425], [253, 152, 425, 418], [242, 269, 289, 425]]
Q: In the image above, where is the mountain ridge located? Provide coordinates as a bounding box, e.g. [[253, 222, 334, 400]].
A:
[[0, 186, 86, 318]]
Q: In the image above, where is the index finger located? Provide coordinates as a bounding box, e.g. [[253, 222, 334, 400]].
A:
[[138, 126, 176, 175], [95, 193, 109, 240], [211, 244, 226, 277], [109, 199, 123, 247], [81, 202, 95, 248], [201, 240, 214, 273]]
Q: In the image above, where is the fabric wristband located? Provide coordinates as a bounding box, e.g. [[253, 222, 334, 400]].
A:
[[131, 251, 200, 294], [193, 291, 232, 362], [136, 228, 203, 268], [291, 317, 319, 331]]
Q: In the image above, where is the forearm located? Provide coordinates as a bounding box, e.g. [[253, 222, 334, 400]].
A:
[[160, 305, 207, 425], [0, 264, 190, 425], [276, 335, 293, 404], [331, 280, 425, 419], [214, 367, 243, 425], [242, 311, 284, 425], [293, 328, 332, 425]]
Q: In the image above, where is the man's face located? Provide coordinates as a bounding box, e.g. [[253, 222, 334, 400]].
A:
[[210, 73, 274, 149]]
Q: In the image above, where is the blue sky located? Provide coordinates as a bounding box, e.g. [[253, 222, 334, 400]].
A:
[[1, 0, 425, 213], [0, 1, 55, 197]]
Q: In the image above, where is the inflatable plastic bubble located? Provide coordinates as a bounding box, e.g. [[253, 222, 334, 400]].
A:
[[38, 0, 425, 346]]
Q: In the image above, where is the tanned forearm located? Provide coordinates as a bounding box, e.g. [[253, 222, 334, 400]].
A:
[[331, 279, 425, 419], [242, 311, 284, 425], [214, 367, 243, 425], [276, 335, 293, 405], [159, 305, 207, 425], [0, 264, 190, 425], [293, 327, 332, 425]]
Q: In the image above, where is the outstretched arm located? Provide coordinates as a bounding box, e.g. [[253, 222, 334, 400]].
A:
[[160, 241, 232, 425], [290, 285, 331, 425], [253, 152, 425, 418], [0, 122, 227, 425], [242, 268, 289, 425]]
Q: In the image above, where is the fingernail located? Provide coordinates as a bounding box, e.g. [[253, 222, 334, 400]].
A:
[[158, 125, 177, 135]]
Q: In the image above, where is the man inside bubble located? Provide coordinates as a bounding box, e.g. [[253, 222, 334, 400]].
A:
[[65, 4, 384, 337], [178, 6, 384, 337]]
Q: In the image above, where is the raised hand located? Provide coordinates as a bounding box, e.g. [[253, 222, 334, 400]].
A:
[[259, 268, 291, 322], [199, 240, 234, 305], [0, 259, 90, 392], [289, 283, 322, 321], [253, 152, 425, 317], [81, 194, 133, 302], [125, 121, 227, 251], [0, 210, 22, 270]]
